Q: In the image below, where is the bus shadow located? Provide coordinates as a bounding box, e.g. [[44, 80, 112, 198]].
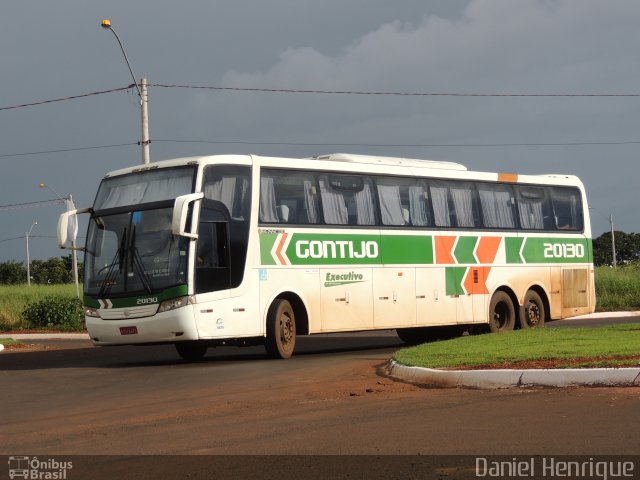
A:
[[0, 335, 406, 371]]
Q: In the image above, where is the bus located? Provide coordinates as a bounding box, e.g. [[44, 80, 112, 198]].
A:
[[58, 153, 595, 360]]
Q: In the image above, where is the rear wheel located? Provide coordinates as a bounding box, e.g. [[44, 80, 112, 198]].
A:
[[175, 342, 208, 361], [520, 290, 546, 329], [265, 299, 296, 359], [488, 291, 516, 333]]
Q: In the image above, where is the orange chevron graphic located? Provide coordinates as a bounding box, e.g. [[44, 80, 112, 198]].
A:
[[475, 236, 501, 264], [464, 266, 492, 295], [275, 232, 289, 265], [435, 236, 457, 264]]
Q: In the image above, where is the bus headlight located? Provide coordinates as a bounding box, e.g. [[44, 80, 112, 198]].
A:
[[85, 307, 100, 318], [158, 296, 189, 313]]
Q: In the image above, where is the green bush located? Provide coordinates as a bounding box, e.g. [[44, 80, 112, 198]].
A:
[[22, 295, 84, 331]]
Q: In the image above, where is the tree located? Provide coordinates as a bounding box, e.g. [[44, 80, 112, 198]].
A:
[[593, 231, 640, 266], [0, 261, 27, 284], [30, 257, 72, 284]]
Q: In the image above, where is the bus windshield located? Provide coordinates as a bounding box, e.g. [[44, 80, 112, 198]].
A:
[[94, 166, 196, 210], [84, 206, 189, 297]]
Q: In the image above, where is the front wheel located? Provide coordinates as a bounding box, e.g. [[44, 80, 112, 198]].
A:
[[175, 342, 208, 361], [265, 299, 296, 359], [488, 291, 516, 333], [520, 290, 546, 329]]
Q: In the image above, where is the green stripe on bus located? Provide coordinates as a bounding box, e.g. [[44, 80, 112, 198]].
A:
[[85, 284, 189, 308], [259, 232, 278, 265], [380, 235, 433, 264], [446, 267, 467, 296], [453, 236, 478, 264]]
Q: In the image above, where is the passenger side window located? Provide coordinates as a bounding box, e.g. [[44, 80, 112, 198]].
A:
[[430, 180, 479, 228], [477, 183, 516, 229], [259, 170, 320, 224], [376, 177, 431, 226], [550, 187, 583, 231], [516, 186, 553, 230], [319, 174, 377, 226]]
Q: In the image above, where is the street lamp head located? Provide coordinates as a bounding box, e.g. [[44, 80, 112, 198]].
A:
[[101, 19, 112, 29], [38, 182, 46, 189]]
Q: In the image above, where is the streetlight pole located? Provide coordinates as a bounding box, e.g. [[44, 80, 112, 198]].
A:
[[26, 221, 38, 286], [610, 213, 617, 268], [589, 207, 617, 267], [39, 183, 80, 296], [101, 19, 150, 165]]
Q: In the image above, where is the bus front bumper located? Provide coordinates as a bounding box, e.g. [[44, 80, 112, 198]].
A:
[[86, 305, 199, 345]]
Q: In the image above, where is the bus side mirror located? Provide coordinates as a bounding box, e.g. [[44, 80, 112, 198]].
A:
[[57, 208, 89, 249], [172, 193, 204, 239]]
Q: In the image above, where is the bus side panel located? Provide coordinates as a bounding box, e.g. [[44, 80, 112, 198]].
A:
[[320, 267, 373, 331], [416, 267, 458, 326], [372, 267, 416, 328], [258, 267, 321, 334]]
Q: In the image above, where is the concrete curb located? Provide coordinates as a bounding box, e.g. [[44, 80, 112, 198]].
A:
[[0, 333, 90, 340], [386, 360, 640, 389]]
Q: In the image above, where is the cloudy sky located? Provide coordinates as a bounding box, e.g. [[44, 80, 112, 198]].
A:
[[1, 0, 638, 262]]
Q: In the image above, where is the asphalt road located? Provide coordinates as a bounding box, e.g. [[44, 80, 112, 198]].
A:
[[2, 319, 640, 462]]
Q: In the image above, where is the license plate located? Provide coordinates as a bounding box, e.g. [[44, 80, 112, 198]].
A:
[[120, 326, 138, 335]]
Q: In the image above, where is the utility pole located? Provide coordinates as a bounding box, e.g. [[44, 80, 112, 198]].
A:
[[141, 78, 150, 164]]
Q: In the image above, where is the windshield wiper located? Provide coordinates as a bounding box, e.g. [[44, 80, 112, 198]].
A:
[[129, 226, 154, 294], [98, 227, 126, 299]]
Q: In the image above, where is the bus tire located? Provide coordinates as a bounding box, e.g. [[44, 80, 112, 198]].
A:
[[265, 299, 296, 359], [175, 341, 208, 361], [520, 290, 546, 329], [488, 291, 516, 333]]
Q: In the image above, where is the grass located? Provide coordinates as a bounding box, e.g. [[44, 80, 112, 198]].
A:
[[0, 338, 21, 346], [393, 324, 640, 369], [595, 264, 640, 311], [0, 284, 79, 330]]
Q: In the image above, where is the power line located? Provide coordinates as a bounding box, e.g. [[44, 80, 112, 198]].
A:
[[0, 85, 133, 112], [0, 143, 138, 159], [2, 83, 640, 113], [1, 138, 640, 160], [151, 83, 640, 98], [155, 138, 640, 148], [0, 198, 66, 211]]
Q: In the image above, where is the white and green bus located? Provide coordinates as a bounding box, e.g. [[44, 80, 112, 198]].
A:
[[58, 153, 595, 360]]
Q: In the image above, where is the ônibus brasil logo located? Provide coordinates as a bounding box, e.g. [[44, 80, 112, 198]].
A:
[[8, 456, 73, 479]]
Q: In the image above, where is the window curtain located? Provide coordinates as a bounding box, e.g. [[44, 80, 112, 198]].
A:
[[377, 185, 404, 225], [99, 175, 193, 209], [479, 188, 515, 228], [430, 186, 451, 227], [409, 186, 429, 226], [205, 177, 237, 216], [259, 177, 278, 223], [303, 181, 318, 223], [518, 201, 544, 229], [450, 187, 475, 227], [354, 184, 375, 225], [319, 180, 348, 224]]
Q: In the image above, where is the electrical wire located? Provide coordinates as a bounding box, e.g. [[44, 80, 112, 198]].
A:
[[0, 85, 133, 112], [0, 143, 138, 159], [150, 83, 640, 97], [0, 199, 65, 211]]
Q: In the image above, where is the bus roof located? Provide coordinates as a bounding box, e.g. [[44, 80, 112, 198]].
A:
[[102, 153, 584, 188]]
